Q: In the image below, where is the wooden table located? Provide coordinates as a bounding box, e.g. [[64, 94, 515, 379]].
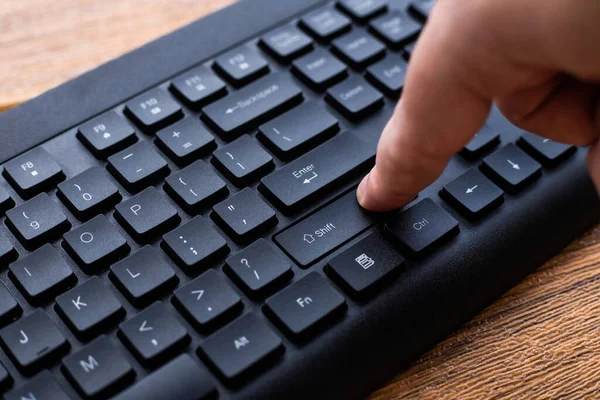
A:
[[3, 1, 600, 398]]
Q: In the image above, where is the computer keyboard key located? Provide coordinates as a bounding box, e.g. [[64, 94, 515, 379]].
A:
[[110, 246, 178, 307], [118, 302, 190, 367], [9, 244, 76, 304], [0, 187, 15, 215], [62, 336, 135, 399], [55, 277, 125, 339], [258, 102, 339, 160], [385, 198, 459, 256], [214, 47, 269, 87], [212, 188, 277, 243], [0, 233, 18, 267], [6, 193, 71, 250], [202, 73, 303, 140], [402, 41, 417, 60], [327, 232, 404, 296], [162, 216, 229, 274], [115, 187, 180, 243], [4, 370, 69, 400], [337, 0, 388, 22], [440, 168, 504, 219], [199, 312, 283, 381], [370, 11, 421, 49], [518, 132, 576, 167], [57, 167, 122, 220], [264, 272, 346, 338], [481, 144, 542, 193], [261, 132, 375, 211], [63, 215, 130, 274], [332, 31, 386, 69], [291, 49, 348, 90], [170, 66, 227, 108], [114, 354, 216, 400], [164, 160, 228, 213], [326, 76, 384, 119], [260, 25, 313, 62], [173, 269, 242, 331], [124, 88, 183, 132], [366, 54, 407, 97], [300, 7, 352, 42], [224, 239, 292, 295], [3, 148, 65, 199], [0, 310, 70, 375], [409, 0, 436, 21], [108, 141, 170, 193], [212, 135, 274, 186], [461, 126, 500, 160], [78, 111, 137, 159], [0, 282, 21, 328], [155, 118, 216, 166]]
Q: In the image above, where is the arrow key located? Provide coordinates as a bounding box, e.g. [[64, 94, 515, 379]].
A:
[[118, 302, 190, 367], [440, 169, 504, 219], [480, 144, 542, 193]]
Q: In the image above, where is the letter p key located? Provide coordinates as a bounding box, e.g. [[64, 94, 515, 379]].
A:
[[130, 204, 142, 216]]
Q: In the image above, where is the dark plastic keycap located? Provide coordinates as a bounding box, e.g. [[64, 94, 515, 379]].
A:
[[9, 244, 76, 304], [55, 276, 125, 340], [4, 370, 69, 400], [258, 101, 339, 160], [155, 118, 216, 166], [63, 215, 130, 274], [481, 144, 542, 193], [440, 168, 504, 219], [274, 191, 377, 267], [113, 354, 216, 400], [212, 135, 274, 186], [461, 125, 500, 159], [370, 10, 421, 48], [164, 160, 229, 213], [0, 233, 18, 267], [0, 310, 70, 375], [327, 232, 404, 296], [366, 54, 408, 97], [261, 132, 375, 211], [3, 148, 65, 199], [115, 187, 180, 243], [110, 246, 178, 307], [124, 88, 183, 132], [214, 46, 269, 87], [118, 302, 189, 367], [518, 132, 576, 167], [337, 0, 388, 22], [0, 282, 21, 328], [300, 7, 352, 42], [402, 41, 417, 60], [78, 111, 137, 159], [326, 76, 384, 119], [332, 30, 386, 69], [260, 25, 314, 62], [292, 48, 348, 90], [173, 269, 242, 331], [202, 73, 303, 140], [0, 186, 15, 215], [408, 0, 436, 21], [264, 272, 346, 338], [62, 335, 135, 399], [6, 193, 71, 250], [57, 167, 122, 220], [385, 198, 459, 256], [225, 239, 292, 296], [212, 188, 277, 243], [107, 141, 170, 193], [0, 361, 10, 394], [170, 66, 227, 108], [162, 216, 229, 274]]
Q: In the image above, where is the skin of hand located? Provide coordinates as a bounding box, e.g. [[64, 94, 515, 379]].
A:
[[356, 0, 600, 212]]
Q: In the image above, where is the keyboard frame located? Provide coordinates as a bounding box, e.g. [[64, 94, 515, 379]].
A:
[[1, 0, 600, 398]]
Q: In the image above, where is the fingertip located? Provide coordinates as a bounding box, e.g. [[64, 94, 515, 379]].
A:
[[356, 168, 413, 212]]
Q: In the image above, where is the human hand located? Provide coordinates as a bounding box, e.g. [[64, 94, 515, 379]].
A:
[[357, 0, 600, 211]]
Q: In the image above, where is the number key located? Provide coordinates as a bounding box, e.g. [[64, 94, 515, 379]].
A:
[[3, 148, 65, 199], [124, 88, 183, 132]]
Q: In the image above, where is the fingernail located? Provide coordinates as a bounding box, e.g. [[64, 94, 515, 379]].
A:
[[357, 173, 369, 207]]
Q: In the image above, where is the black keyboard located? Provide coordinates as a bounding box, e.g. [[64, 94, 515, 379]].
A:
[[0, 0, 598, 398]]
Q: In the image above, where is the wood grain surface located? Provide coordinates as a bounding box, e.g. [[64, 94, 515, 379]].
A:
[[3, 1, 600, 399]]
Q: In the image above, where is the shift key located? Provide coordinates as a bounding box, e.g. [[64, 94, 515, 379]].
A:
[[260, 132, 375, 211], [274, 191, 377, 267]]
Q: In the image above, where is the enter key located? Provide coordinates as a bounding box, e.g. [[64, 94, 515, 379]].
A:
[[274, 191, 378, 267]]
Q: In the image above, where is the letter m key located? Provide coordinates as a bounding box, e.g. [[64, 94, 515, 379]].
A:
[[80, 355, 99, 373]]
